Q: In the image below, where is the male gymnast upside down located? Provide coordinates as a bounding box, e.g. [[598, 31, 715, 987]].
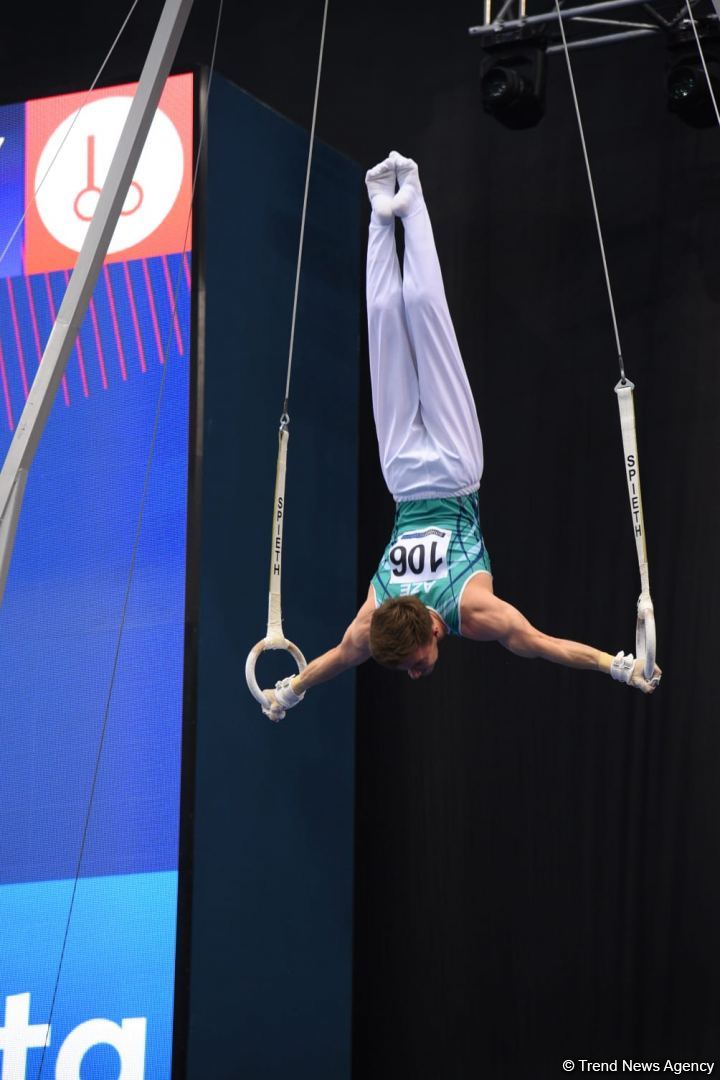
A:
[[262, 152, 662, 721]]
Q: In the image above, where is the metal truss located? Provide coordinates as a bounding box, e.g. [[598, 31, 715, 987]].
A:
[[469, 0, 720, 52]]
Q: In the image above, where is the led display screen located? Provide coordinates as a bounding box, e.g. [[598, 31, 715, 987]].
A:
[[0, 73, 193, 1079]]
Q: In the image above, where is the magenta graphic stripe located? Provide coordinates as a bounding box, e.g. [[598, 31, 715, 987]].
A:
[[75, 333, 89, 398], [63, 270, 89, 398], [161, 255, 183, 358], [103, 265, 127, 381], [24, 275, 43, 374], [123, 262, 147, 374], [43, 275, 70, 407], [141, 260, 163, 367], [6, 279, 29, 400], [89, 298, 108, 391], [183, 252, 191, 290], [0, 340, 14, 431]]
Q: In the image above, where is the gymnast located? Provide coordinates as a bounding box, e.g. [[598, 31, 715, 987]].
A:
[[262, 152, 661, 721]]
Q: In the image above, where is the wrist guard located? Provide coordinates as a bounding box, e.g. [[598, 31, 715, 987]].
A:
[[274, 676, 305, 710], [610, 651, 635, 684]]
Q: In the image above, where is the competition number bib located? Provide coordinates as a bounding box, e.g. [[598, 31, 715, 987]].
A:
[[388, 528, 451, 583]]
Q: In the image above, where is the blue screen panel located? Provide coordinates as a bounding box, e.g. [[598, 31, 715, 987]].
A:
[[0, 104, 25, 279], [0, 76, 193, 1080], [0, 873, 177, 1078], [0, 254, 190, 886]]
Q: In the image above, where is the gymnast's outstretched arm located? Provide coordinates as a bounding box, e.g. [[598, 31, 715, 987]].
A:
[[261, 590, 374, 719], [460, 578, 661, 693], [296, 589, 374, 692]]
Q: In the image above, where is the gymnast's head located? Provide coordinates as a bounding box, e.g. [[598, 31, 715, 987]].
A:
[[369, 595, 441, 679]]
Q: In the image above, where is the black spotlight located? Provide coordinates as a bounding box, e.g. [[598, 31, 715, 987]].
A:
[[667, 22, 720, 128], [480, 29, 547, 129]]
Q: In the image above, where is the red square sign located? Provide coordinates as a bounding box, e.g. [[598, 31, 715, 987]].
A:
[[24, 73, 193, 275]]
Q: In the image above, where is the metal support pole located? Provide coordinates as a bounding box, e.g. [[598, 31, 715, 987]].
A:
[[0, 0, 194, 607], [469, 0, 651, 36], [713, 0, 720, 21], [493, 0, 518, 25], [546, 25, 658, 49]]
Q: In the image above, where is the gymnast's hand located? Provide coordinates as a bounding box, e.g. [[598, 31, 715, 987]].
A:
[[630, 659, 662, 694], [261, 688, 285, 722], [610, 652, 662, 694], [262, 676, 306, 722]]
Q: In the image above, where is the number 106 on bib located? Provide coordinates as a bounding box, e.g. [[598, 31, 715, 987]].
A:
[[388, 529, 451, 583]]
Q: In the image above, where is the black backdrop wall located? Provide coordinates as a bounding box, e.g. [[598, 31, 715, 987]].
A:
[[352, 41, 720, 1080], [4, 4, 720, 1078]]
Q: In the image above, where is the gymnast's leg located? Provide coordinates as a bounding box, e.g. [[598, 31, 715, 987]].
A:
[[365, 157, 424, 496], [392, 152, 484, 493]]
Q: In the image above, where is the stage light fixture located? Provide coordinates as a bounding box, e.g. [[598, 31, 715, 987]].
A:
[[667, 22, 720, 128], [480, 30, 547, 129]]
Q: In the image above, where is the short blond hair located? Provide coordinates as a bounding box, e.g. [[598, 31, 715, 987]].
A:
[[369, 595, 433, 667]]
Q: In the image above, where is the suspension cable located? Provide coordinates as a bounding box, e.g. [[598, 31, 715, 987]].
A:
[[554, 0, 627, 382], [553, 0, 658, 681], [34, 5, 225, 1076], [282, 0, 330, 422], [245, 0, 331, 715]]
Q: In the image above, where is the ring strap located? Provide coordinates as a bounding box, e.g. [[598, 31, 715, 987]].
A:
[[245, 424, 307, 709], [615, 379, 656, 681]]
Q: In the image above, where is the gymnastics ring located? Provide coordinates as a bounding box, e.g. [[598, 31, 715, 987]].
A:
[[245, 635, 307, 716], [636, 593, 656, 683]]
